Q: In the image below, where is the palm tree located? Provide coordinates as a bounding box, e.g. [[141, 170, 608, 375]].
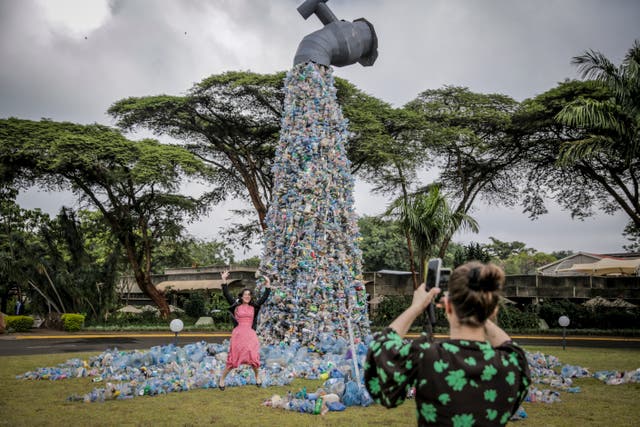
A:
[[386, 185, 477, 340], [386, 185, 478, 285], [555, 40, 640, 229], [557, 40, 639, 163]]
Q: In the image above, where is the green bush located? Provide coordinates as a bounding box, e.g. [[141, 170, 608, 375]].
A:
[[372, 297, 540, 332], [497, 304, 539, 330], [5, 315, 34, 332], [61, 313, 85, 331], [184, 292, 207, 318], [371, 295, 412, 326], [207, 292, 231, 324], [537, 299, 640, 329]]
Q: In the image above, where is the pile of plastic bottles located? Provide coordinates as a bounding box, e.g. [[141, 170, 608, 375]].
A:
[[17, 336, 638, 413], [593, 368, 640, 385], [525, 387, 562, 404], [527, 352, 586, 387], [253, 62, 370, 348], [263, 378, 372, 415], [521, 350, 640, 403], [17, 335, 372, 404]]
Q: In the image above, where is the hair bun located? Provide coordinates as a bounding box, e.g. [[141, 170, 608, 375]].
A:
[[467, 267, 482, 290], [467, 265, 502, 292]]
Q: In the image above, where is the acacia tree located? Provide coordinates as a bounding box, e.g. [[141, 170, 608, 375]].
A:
[[406, 86, 524, 258], [0, 118, 211, 318], [108, 71, 411, 246], [514, 75, 639, 231], [555, 41, 639, 231]]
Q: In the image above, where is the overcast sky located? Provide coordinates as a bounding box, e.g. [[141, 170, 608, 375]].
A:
[[2, 0, 638, 258]]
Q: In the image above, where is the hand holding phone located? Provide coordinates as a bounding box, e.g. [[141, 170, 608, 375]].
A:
[[424, 258, 442, 328]]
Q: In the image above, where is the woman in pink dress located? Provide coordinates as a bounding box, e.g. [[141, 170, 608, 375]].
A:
[[219, 270, 271, 390]]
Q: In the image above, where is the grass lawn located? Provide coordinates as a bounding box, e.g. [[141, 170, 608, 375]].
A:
[[0, 345, 638, 426]]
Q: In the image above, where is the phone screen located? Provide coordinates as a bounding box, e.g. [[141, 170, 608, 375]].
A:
[[426, 258, 442, 289]]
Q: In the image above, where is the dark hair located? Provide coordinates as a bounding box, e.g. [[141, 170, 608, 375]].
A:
[[237, 288, 253, 301], [447, 261, 504, 326]]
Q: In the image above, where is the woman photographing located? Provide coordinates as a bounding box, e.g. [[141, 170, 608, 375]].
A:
[[365, 261, 530, 426]]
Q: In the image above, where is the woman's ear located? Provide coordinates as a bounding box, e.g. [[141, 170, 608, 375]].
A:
[[444, 297, 454, 316]]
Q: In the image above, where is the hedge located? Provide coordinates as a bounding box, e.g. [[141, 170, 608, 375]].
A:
[[371, 296, 539, 331], [61, 313, 85, 332], [536, 299, 640, 329], [5, 315, 34, 332]]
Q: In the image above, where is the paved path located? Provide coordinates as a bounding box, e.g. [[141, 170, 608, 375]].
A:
[[2, 330, 640, 356]]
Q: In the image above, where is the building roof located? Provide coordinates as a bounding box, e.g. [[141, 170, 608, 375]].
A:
[[377, 270, 413, 275], [156, 279, 240, 292], [537, 252, 604, 276]]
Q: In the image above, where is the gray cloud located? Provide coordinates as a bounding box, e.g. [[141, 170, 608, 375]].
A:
[[3, 0, 638, 256]]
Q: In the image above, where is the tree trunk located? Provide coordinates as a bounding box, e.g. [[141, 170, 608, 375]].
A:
[[134, 268, 170, 318], [124, 238, 170, 319], [405, 231, 418, 290], [438, 234, 452, 260], [398, 164, 418, 289]]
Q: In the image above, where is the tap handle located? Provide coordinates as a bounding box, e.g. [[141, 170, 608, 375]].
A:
[[297, 0, 338, 26]]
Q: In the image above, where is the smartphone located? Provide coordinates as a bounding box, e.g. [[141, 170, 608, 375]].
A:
[[424, 258, 442, 328], [425, 258, 442, 290]]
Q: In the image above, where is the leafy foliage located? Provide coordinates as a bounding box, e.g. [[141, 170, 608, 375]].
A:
[[452, 242, 491, 267], [152, 237, 233, 273], [60, 313, 85, 332], [485, 237, 532, 259], [537, 299, 640, 329], [500, 251, 557, 275], [386, 185, 477, 283], [0, 187, 51, 313], [108, 71, 415, 247], [406, 86, 524, 257], [357, 216, 412, 271], [370, 295, 412, 326], [184, 292, 207, 319], [4, 315, 34, 332], [497, 305, 539, 330], [0, 118, 211, 318], [515, 41, 640, 229]]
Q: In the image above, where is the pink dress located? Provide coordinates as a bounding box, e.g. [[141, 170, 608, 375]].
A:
[[226, 304, 261, 369]]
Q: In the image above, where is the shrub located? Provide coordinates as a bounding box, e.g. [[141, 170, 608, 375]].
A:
[[61, 313, 85, 332], [184, 292, 207, 318], [371, 295, 412, 326], [207, 292, 231, 324], [497, 305, 539, 330], [537, 299, 640, 329], [5, 315, 34, 332]]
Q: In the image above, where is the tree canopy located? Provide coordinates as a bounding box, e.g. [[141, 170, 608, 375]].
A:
[[514, 41, 639, 233], [406, 86, 524, 256], [108, 71, 415, 246], [0, 118, 211, 317]]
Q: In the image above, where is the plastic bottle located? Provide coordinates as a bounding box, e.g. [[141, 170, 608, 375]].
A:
[[313, 397, 323, 415]]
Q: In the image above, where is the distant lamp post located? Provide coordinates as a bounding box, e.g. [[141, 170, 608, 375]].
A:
[[558, 315, 570, 350], [169, 319, 184, 346]]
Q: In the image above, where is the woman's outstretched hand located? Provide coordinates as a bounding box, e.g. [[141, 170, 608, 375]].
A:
[[261, 276, 272, 288], [221, 270, 230, 282]]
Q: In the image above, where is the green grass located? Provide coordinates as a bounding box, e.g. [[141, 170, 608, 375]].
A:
[[1, 346, 639, 426]]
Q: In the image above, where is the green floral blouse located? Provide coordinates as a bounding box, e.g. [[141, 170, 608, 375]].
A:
[[365, 328, 531, 426]]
